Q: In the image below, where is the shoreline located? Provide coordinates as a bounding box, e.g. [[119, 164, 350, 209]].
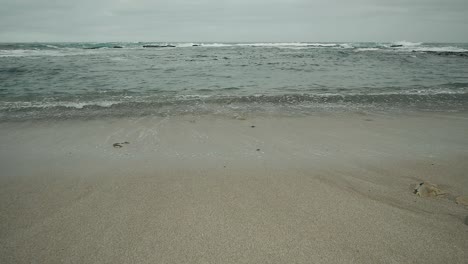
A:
[[2, 93, 468, 122], [1, 111, 467, 263]]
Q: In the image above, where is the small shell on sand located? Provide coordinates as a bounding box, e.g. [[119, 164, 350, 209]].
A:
[[455, 196, 468, 206], [413, 182, 445, 197]]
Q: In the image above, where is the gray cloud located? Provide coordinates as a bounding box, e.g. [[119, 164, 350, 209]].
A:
[[0, 0, 467, 42]]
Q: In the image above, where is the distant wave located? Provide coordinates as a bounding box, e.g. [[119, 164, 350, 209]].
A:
[[355, 48, 380, 52], [196, 43, 233, 47], [355, 45, 468, 54], [410, 46, 468, 53], [238, 43, 340, 47], [0, 48, 104, 57], [2, 42, 468, 57], [391, 41, 423, 47]]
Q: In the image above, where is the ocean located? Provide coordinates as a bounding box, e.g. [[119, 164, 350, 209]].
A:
[[1, 41, 467, 121]]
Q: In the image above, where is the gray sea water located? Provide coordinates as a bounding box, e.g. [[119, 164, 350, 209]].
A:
[[1, 41, 467, 120]]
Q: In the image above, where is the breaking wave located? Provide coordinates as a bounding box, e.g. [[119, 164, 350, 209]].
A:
[[1, 92, 466, 119]]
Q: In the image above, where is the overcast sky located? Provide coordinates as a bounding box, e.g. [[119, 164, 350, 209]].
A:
[[1, 0, 467, 42]]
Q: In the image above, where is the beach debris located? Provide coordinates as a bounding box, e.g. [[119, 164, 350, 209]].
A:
[[455, 196, 468, 206], [113, 142, 130, 148], [256, 149, 260, 151], [413, 183, 468, 208], [413, 182, 445, 197], [251, 125, 255, 128]]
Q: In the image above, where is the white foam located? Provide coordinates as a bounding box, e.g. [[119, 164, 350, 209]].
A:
[[176, 94, 213, 99], [365, 89, 467, 96], [1, 100, 120, 109], [197, 43, 342, 48], [176, 43, 198, 48], [198, 43, 234, 47], [60, 101, 118, 109], [410, 46, 468, 52], [339, 43, 353, 49], [306, 43, 339, 47], [392, 41, 422, 47], [355, 48, 380, 52], [384, 41, 468, 53]]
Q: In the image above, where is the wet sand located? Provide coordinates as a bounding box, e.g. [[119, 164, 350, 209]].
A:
[[0, 111, 467, 263]]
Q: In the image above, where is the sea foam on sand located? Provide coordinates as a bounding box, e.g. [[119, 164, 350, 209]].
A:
[[0, 112, 467, 263]]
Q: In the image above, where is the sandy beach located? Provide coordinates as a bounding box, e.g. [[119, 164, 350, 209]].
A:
[[1, 111, 467, 263]]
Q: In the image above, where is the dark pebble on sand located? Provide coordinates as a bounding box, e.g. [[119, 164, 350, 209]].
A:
[[256, 149, 260, 151], [251, 125, 255, 128], [113, 141, 130, 148]]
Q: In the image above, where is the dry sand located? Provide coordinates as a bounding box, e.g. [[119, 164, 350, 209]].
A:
[[0, 111, 467, 263]]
